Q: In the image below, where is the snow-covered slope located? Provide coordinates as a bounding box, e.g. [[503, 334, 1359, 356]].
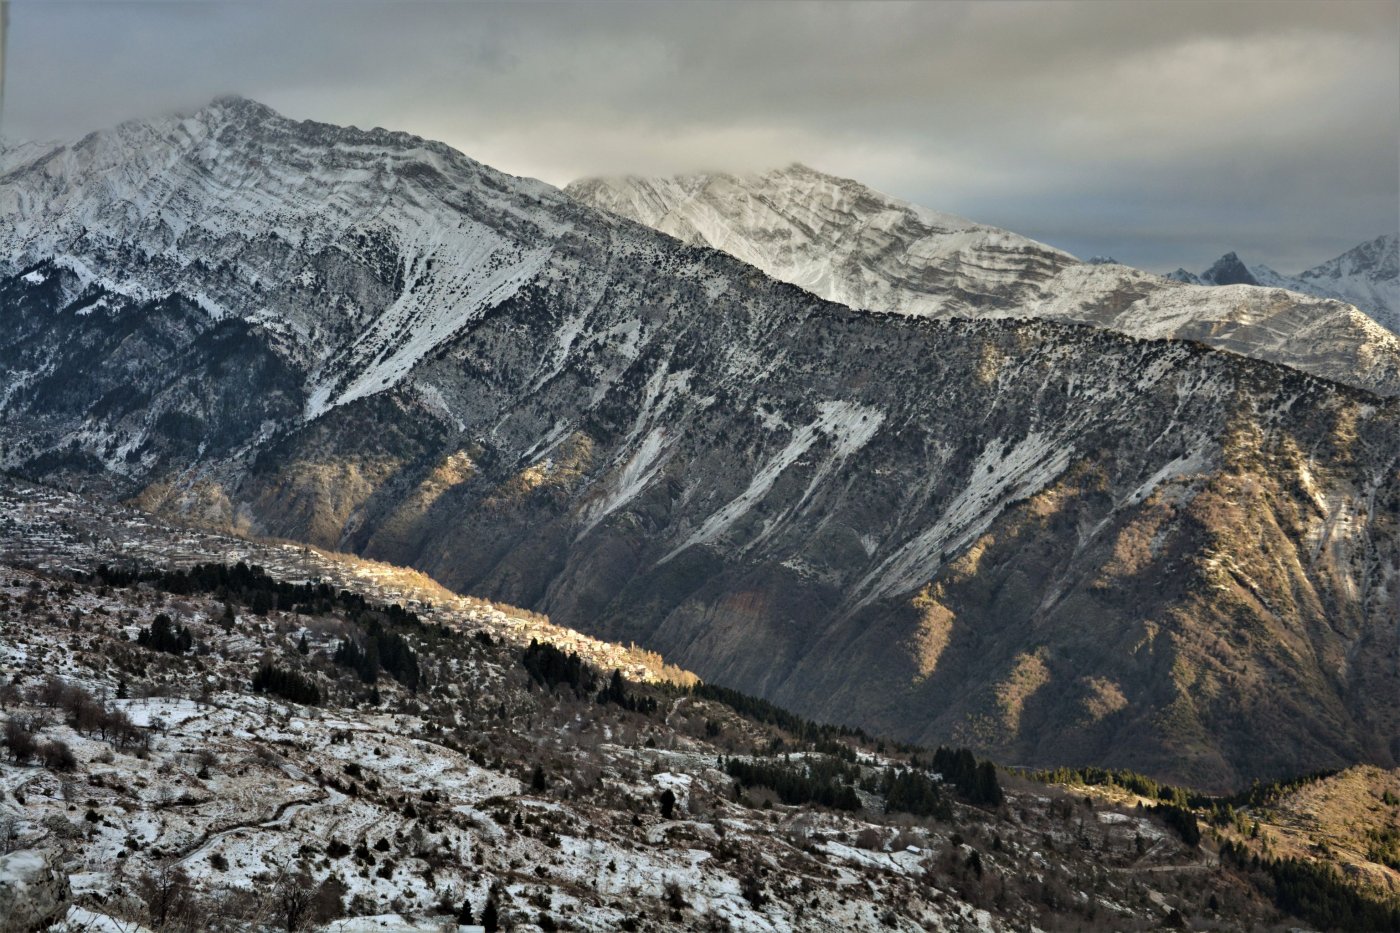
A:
[[569, 170, 1400, 396], [0, 480, 1318, 933], [1170, 236, 1400, 334], [567, 164, 1077, 318], [1021, 264, 1400, 396]]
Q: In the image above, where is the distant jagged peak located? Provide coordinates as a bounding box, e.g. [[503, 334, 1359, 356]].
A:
[[1201, 251, 1259, 286], [1165, 235, 1400, 333]]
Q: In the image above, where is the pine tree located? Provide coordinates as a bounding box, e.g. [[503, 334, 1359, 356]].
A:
[[482, 897, 499, 932], [457, 898, 474, 924]]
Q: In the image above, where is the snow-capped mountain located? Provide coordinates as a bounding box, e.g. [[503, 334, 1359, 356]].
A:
[[1297, 234, 1400, 331], [569, 168, 1400, 397], [1170, 235, 1400, 333], [566, 164, 1078, 317], [3, 100, 1399, 787], [0, 96, 568, 418]]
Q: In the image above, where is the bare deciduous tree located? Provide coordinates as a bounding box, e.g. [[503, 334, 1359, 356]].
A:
[[134, 859, 194, 930]]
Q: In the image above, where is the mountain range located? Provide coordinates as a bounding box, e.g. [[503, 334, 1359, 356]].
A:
[[1168, 236, 1400, 333], [568, 166, 1400, 397], [2, 98, 1398, 790]]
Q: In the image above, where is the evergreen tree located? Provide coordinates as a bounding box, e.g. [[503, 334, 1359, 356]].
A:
[[137, 613, 193, 655], [252, 662, 322, 706]]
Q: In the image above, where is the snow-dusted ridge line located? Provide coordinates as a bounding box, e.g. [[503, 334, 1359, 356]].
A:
[[569, 169, 1400, 397], [0, 96, 576, 420], [1170, 236, 1400, 335], [567, 163, 1076, 321]]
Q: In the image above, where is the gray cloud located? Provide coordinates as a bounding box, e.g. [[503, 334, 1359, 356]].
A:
[[4, 0, 1396, 272]]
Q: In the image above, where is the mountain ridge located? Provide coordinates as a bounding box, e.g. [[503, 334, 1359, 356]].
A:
[[568, 167, 1400, 396], [1170, 234, 1400, 333]]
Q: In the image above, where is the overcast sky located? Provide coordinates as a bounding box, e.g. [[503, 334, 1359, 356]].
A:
[[3, 0, 1397, 272]]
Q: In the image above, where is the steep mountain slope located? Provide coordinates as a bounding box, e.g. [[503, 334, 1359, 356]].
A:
[[0, 96, 563, 419], [1170, 235, 1400, 334], [2, 101, 1399, 790], [568, 169, 1400, 396]]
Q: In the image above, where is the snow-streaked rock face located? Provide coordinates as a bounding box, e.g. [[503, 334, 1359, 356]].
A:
[[569, 169, 1400, 396], [1171, 236, 1400, 334], [567, 164, 1077, 319], [0, 96, 566, 417], [1296, 235, 1400, 332], [3, 101, 1400, 787]]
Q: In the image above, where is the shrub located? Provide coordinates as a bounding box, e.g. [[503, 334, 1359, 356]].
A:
[[40, 740, 77, 771], [2, 717, 37, 764]]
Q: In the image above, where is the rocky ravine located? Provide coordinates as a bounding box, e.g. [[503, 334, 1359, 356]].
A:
[[2, 99, 1398, 790]]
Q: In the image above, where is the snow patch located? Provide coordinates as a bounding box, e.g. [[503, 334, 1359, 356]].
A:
[[663, 400, 883, 561], [849, 431, 1073, 609]]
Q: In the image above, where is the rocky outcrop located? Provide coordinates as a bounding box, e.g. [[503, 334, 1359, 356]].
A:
[[0, 849, 71, 933]]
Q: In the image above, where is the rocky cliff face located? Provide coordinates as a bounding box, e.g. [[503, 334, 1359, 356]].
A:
[[569, 169, 1400, 396], [3, 100, 1398, 788]]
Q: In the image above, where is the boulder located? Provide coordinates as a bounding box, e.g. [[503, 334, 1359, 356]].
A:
[[0, 848, 70, 933]]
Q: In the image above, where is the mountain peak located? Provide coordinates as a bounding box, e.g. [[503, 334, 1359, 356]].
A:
[[567, 165, 1076, 318], [188, 95, 285, 129], [1166, 236, 1399, 333], [207, 93, 276, 113], [776, 161, 823, 177], [1201, 251, 1258, 286]]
